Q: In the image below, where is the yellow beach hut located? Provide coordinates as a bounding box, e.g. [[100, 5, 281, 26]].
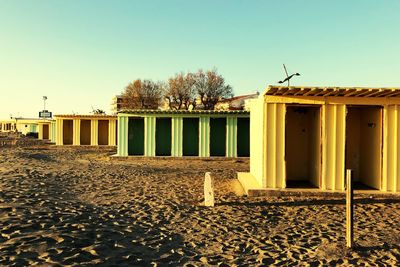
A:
[[37, 120, 56, 142], [15, 118, 40, 136], [0, 120, 16, 133], [55, 115, 117, 146], [238, 85, 400, 195]]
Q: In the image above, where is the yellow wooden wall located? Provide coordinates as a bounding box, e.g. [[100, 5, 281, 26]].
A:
[[264, 103, 286, 188], [248, 96, 400, 193], [55, 117, 117, 146], [249, 98, 266, 187], [383, 105, 400, 192], [321, 104, 346, 191]]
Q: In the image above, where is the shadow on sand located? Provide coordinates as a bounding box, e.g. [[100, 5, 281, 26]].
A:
[[0, 171, 193, 266], [220, 197, 400, 208]]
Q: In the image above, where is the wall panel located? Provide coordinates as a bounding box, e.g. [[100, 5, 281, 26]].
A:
[[264, 103, 286, 188], [171, 117, 183, 157], [226, 117, 237, 157], [145, 116, 156, 156], [321, 104, 346, 191], [199, 116, 210, 157], [383, 105, 400, 192]]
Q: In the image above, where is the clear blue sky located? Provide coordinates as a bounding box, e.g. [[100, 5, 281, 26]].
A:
[[1, 0, 399, 118]]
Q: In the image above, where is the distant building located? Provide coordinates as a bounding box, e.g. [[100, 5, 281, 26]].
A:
[[0, 120, 16, 132], [14, 118, 40, 135], [160, 93, 260, 111], [111, 95, 124, 115], [214, 92, 260, 111], [0, 117, 55, 139], [1, 118, 39, 135]]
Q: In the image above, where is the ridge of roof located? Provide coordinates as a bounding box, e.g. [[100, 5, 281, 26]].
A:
[[118, 109, 250, 114], [263, 85, 400, 98], [54, 114, 117, 118]]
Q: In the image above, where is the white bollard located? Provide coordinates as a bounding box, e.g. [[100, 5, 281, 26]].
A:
[[204, 172, 215, 207]]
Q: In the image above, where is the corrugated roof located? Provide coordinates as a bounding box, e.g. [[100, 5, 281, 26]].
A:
[[55, 114, 117, 118], [264, 86, 400, 98], [119, 109, 250, 115]]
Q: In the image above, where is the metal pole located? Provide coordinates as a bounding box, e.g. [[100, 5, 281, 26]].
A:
[[346, 169, 354, 248], [283, 64, 290, 87]]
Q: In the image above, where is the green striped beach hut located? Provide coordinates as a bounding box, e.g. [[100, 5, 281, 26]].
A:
[[116, 110, 250, 158]]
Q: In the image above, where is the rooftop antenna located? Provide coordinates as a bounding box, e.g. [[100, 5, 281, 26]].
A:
[[43, 96, 48, 110], [278, 64, 300, 87]]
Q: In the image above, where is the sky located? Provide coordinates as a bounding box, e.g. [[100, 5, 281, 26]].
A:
[[1, 0, 400, 118]]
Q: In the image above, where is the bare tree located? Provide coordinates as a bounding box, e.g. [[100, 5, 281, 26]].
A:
[[141, 80, 165, 109], [121, 79, 163, 110], [165, 72, 196, 110], [194, 69, 233, 110], [121, 79, 142, 109]]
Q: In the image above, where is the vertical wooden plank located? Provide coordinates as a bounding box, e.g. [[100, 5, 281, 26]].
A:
[[171, 117, 183, 157], [50, 121, 56, 143], [144, 116, 156, 157], [276, 104, 286, 188], [321, 105, 327, 190], [226, 117, 237, 157], [73, 119, 81, 146], [117, 115, 129, 156], [108, 119, 117, 146], [38, 124, 43, 140], [346, 169, 354, 248], [262, 101, 268, 188], [389, 105, 396, 192], [396, 106, 400, 192], [90, 119, 98, 146], [382, 105, 389, 191], [199, 116, 210, 157], [56, 119, 63, 145], [336, 105, 346, 191], [329, 105, 337, 190], [266, 103, 277, 188]]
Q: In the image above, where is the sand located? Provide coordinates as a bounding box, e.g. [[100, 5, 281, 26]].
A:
[[0, 145, 399, 266]]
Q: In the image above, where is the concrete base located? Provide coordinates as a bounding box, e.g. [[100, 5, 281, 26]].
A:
[[110, 155, 249, 161], [52, 145, 116, 152], [238, 172, 400, 198], [237, 172, 263, 196]]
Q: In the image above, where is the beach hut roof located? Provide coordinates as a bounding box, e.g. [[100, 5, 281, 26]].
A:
[[118, 109, 250, 115], [263, 85, 400, 98], [54, 114, 117, 119]]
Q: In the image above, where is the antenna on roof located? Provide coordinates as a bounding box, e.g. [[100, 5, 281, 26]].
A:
[[278, 64, 300, 87], [42, 96, 48, 111]]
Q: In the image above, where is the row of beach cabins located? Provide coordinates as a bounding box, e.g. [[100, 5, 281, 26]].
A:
[[2, 85, 400, 194], [1, 111, 250, 158]]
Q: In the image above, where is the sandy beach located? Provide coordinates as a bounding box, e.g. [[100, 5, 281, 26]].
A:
[[1, 145, 399, 266]]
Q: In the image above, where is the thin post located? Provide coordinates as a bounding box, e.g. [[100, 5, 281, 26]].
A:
[[346, 169, 354, 248]]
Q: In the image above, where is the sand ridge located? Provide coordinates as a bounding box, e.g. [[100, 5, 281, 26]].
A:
[[0, 146, 399, 266]]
